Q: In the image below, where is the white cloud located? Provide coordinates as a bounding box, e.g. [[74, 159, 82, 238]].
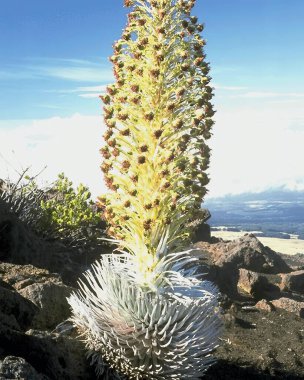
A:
[[242, 91, 304, 99], [213, 84, 247, 91], [0, 59, 114, 84], [77, 85, 108, 92], [207, 101, 304, 197], [1, 104, 303, 201], [38, 66, 111, 83], [79, 93, 103, 98], [76, 85, 107, 98], [0, 114, 107, 198]]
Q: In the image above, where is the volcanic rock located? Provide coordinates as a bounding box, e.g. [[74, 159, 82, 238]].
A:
[[0, 262, 74, 330], [0, 356, 49, 380], [195, 234, 291, 297], [237, 269, 281, 300], [255, 299, 275, 312], [271, 297, 304, 318], [280, 270, 304, 294], [0, 285, 38, 330]]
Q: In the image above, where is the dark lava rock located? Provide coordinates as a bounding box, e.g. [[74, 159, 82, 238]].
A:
[[237, 269, 281, 300], [0, 356, 49, 380], [204, 234, 291, 273], [195, 234, 291, 297], [0, 326, 95, 380], [0, 286, 38, 330], [0, 201, 106, 287], [271, 297, 304, 318], [255, 299, 275, 312], [193, 223, 211, 243], [280, 270, 304, 294], [1, 263, 74, 330]]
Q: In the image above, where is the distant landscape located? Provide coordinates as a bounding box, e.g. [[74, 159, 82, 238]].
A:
[[204, 189, 304, 240]]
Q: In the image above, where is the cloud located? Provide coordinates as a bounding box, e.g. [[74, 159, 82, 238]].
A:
[[1, 104, 303, 201], [0, 114, 107, 198], [207, 101, 304, 197], [37, 65, 111, 83], [0, 58, 114, 83], [213, 84, 247, 91], [241, 91, 304, 99], [76, 85, 107, 98], [79, 93, 103, 98]]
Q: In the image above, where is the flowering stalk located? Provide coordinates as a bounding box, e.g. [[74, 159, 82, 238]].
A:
[[69, 1, 221, 378], [99, 0, 214, 277]]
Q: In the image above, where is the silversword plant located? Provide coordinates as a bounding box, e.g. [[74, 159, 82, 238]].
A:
[[68, 1, 222, 378]]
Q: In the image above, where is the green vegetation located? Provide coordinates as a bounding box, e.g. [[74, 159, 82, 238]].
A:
[[39, 173, 102, 246], [0, 170, 103, 248]]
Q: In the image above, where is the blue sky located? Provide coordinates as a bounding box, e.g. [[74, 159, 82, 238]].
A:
[[1, 0, 304, 197]]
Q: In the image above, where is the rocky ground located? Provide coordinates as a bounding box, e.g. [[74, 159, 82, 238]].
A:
[[195, 236, 304, 380], [0, 201, 304, 379]]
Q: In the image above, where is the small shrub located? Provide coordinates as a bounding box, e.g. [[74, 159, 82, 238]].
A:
[[39, 173, 103, 247], [0, 170, 104, 248]]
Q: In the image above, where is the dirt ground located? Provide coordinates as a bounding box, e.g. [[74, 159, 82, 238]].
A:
[[205, 303, 304, 380], [204, 249, 304, 380]]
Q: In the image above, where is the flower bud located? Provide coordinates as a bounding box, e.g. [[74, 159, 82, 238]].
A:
[[173, 119, 183, 129], [124, 200, 131, 208], [112, 148, 120, 157], [144, 203, 152, 210], [130, 174, 138, 183], [158, 10, 165, 20], [145, 112, 154, 121], [153, 129, 163, 138], [143, 219, 152, 230], [100, 94, 111, 104], [124, 0, 134, 7], [153, 198, 160, 206], [108, 139, 117, 147], [122, 32, 131, 40], [129, 189, 137, 196], [118, 113, 129, 121], [100, 147, 111, 159], [181, 63, 190, 71], [187, 25, 196, 34], [176, 87, 186, 96], [138, 156, 146, 164], [131, 84, 140, 93], [122, 160, 131, 170], [131, 96, 141, 104], [197, 23, 204, 32], [121, 128, 131, 136], [138, 18, 146, 26], [180, 51, 188, 59], [167, 102, 175, 111], [106, 85, 117, 95], [150, 69, 160, 78]]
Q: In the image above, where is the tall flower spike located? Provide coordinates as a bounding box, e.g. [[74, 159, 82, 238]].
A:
[[68, 0, 222, 378], [99, 0, 215, 264]]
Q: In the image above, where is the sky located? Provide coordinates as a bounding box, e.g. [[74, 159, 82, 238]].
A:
[[0, 0, 304, 199]]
